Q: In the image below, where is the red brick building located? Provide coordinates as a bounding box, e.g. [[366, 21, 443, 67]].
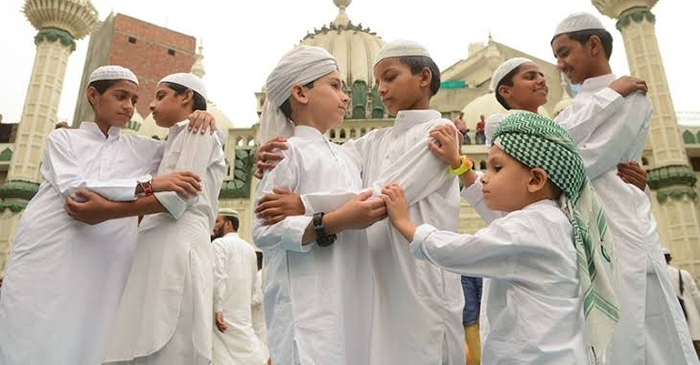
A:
[[73, 13, 197, 124]]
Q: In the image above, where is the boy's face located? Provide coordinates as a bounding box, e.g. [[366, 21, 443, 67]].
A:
[[374, 58, 429, 116], [150, 83, 189, 127], [481, 146, 537, 212], [499, 62, 548, 112], [551, 34, 595, 84], [305, 70, 349, 130], [88, 80, 138, 128]]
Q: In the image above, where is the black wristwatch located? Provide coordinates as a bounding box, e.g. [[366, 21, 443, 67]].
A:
[[313, 212, 337, 247]]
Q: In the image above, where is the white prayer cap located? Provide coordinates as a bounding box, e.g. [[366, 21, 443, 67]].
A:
[[489, 57, 533, 92], [553, 12, 606, 39], [374, 40, 431, 68], [158, 73, 208, 100], [218, 208, 239, 218], [89, 65, 138, 85], [662, 247, 671, 255], [259, 45, 338, 144]]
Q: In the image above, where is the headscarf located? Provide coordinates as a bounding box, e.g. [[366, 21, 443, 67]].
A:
[[492, 111, 619, 363]]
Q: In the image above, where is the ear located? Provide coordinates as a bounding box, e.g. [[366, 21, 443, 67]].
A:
[[180, 89, 194, 106], [497, 84, 511, 100], [419, 67, 432, 89], [87, 87, 99, 108], [587, 35, 602, 57], [527, 167, 549, 193], [290, 84, 309, 105]]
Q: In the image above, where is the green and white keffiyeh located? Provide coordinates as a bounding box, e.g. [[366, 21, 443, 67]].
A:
[[492, 111, 619, 362]]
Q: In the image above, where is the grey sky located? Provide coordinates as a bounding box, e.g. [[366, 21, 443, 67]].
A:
[[0, 0, 698, 127]]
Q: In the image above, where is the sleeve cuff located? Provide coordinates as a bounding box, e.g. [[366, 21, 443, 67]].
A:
[[214, 302, 224, 313], [461, 172, 484, 204], [409, 224, 438, 262], [601, 87, 623, 102], [154, 191, 188, 219], [281, 215, 315, 252], [85, 181, 139, 202]]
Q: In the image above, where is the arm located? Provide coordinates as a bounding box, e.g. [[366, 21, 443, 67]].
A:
[[65, 190, 168, 225]]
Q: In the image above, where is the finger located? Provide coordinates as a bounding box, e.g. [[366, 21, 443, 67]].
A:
[[262, 215, 285, 226], [428, 141, 442, 154], [372, 206, 388, 218], [258, 207, 284, 218], [75, 189, 93, 200], [177, 171, 202, 181], [258, 151, 285, 162], [257, 161, 277, 170], [367, 197, 387, 209], [272, 187, 294, 195], [254, 169, 264, 180], [176, 180, 199, 196], [257, 194, 281, 206], [356, 190, 372, 201]]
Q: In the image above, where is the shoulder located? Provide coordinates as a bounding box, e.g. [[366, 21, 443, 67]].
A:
[[47, 127, 77, 143], [493, 203, 571, 241]]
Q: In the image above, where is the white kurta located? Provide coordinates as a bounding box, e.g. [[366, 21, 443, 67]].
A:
[[411, 193, 588, 365], [251, 270, 270, 363], [667, 265, 700, 341], [301, 110, 465, 364], [0, 122, 163, 365], [253, 126, 372, 365], [103, 120, 225, 365], [212, 232, 265, 365], [555, 74, 698, 365]]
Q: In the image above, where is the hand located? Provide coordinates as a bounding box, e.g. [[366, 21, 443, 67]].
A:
[[429, 124, 462, 168], [381, 184, 417, 242], [609, 76, 648, 97], [64, 190, 115, 225], [334, 191, 387, 230], [152, 171, 202, 198], [254, 137, 288, 179], [255, 188, 304, 226], [215, 312, 227, 333], [618, 161, 648, 192], [187, 110, 216, 134]]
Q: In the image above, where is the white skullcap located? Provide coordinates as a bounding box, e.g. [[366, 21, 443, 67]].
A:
[[89, 65, 138, 85], [159, 73, 208, 100], [218, 208, 239, 218], [553, 12, 606, 39], [489, 57, 533, 92], [662, 247, 671, 255], [259, 45, 338, 144], [374, 40, 431, 68]]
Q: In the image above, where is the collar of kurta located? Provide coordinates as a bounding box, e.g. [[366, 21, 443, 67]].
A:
[[580, 73, 616, 93], [167, 120, 190, 140], [522, 198, 559, 212], [392, 109, 442, 133], [294, 125, 327, 141], [81, 121, 121, 140], [223, 232, 240, 239]]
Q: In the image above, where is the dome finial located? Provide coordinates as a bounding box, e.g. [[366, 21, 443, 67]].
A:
[[332, 0, 352, 27]]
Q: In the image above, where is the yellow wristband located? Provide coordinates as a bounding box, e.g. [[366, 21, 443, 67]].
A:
[[449, 155, 473, 176]]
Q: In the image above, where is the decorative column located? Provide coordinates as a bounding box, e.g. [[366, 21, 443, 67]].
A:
[[594, 0, 700, 278], [0, 0, 98, 273]]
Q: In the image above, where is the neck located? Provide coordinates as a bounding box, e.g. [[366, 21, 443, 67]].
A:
[[406, 95, 431, 111], [585, 61, 613, 81], [291, 110, 329, 135], [164, 110, 191, 128]]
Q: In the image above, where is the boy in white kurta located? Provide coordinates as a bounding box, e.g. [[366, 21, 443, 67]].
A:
[[0, 66, 210, 365], [99, 73, 225, 365], [551, 12, 697, 365], [382, 112, 620, 365]]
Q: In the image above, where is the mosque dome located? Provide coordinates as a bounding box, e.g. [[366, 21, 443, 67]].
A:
[[461, 92, 549, 129], [300, 0, 385, 88]]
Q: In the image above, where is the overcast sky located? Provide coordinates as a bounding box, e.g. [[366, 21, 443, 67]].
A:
[[0, 0, 698, 127]]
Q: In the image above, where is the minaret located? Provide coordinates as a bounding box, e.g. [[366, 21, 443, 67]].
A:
[[191, 44, 205, 79], [0, 0, 98, 272], [593, 0, 700, 277]]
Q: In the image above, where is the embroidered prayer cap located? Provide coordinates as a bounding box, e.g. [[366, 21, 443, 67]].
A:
[[492, 112, 619, 361], [373, 40, 431, 68], [489, 57, 533, 92], [553, 12, 606, 40], [218, 208, 239, 218], [89, 65, 139, 85], [159, 73, 208, 100], [259, 45, 338, 144]]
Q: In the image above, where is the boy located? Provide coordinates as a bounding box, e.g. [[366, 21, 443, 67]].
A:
[[383, 112, 618, 364], [0, 66, 211, 365], [252, 45, 383, 365], [551, 12, 697, 364], [79, 73, 225, 365], [255, 40, 466, 364]]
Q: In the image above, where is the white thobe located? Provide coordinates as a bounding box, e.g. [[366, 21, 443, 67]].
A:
[[212, 232, 265, 365], [251, 270, 270, 363], [301, 110, 466, 364], [253, 126, 372, 365], [667, 265, 700, 341], [555, 74, 698, 365], [0, 122, 163, 365], [103, 120, 225, 365], [411, 192, 588, 365]]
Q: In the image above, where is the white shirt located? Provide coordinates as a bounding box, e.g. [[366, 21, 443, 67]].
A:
[[555, 74, 698, 365], [0, 122, 163, 365], [301, 110, 465, 364], [413, 182, 588, 364], [253, 125, 372, 365], [103, 120, 226, 363], [212, 232, 265, 365], [667, 265, 700, 340]]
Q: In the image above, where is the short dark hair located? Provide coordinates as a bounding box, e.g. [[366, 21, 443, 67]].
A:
[[279, 81, 315, 120], [164, 82, 207, 111], [494, 66, 522, 110], [223, 215, 239, 231], [397, 56, 441, 96], [556, 29, 613, 60]]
